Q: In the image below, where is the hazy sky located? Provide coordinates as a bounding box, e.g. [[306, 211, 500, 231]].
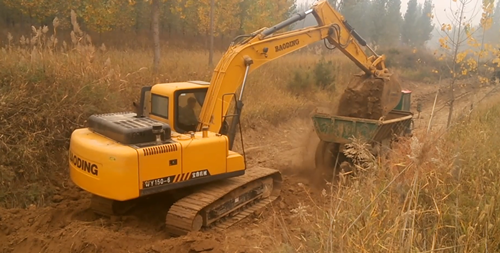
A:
[[402, 0, 481, 26], [297, 0, 483, 26]]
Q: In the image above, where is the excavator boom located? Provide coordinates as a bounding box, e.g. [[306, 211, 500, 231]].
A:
[[198, 0, 402, 137]]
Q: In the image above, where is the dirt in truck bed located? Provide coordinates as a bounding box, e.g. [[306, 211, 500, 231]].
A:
[[336, 75, 398, 120]]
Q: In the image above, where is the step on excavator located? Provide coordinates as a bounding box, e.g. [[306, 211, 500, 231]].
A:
[[68, 0, 402, 236]]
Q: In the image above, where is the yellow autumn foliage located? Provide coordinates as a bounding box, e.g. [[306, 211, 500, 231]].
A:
[[80, 0, 136, 33], [241, 0, 295, 32], [439, 37, 450, 50], [456, 51, 468, 64], [481, 0, 495, 30], [437, 0, 499, 83], [3, 0, 295, 37], [195, 0, 241, 36]]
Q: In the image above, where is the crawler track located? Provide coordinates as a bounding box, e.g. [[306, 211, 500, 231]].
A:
[[88, 167, 282, 236], [165, 167, 282, 236]]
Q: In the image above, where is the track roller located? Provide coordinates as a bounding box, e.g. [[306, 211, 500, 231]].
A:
[[164, 167, 282, 236]]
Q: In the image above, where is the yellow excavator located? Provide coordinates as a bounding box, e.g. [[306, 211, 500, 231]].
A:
[[68, 0, 401, 236]]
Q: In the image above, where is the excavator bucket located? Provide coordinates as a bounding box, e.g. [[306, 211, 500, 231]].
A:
[[336, 74, 402, 120]]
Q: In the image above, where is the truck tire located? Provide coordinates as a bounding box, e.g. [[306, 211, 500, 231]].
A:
[[315, 140, 345, 172]]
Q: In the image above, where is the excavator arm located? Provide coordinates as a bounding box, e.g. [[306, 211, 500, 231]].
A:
[[197, 0, 401, 147]]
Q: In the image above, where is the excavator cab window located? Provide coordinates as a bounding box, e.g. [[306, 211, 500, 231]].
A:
[[150, 94, 169, 119], [175, 89, 207, 133]]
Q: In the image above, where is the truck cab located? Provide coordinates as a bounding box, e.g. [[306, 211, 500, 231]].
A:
[[393, 89, 412, 112]]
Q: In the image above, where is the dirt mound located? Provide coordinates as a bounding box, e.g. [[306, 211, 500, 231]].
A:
[[336, 74, 402, 119], [0, 174, 319, 253], [0, 191, 248, 253]]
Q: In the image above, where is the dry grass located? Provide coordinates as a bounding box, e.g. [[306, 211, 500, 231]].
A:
[[0, 19, 356, 207], [265, 97, 500, 252]]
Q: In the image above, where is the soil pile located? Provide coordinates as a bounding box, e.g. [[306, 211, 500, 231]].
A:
[[336, 75, 401, 119], [0, 174, 313, 253]]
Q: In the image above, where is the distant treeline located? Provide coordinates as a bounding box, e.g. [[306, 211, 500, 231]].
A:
[[0, 0, 296, 46], [1, 0, 499, 50], [296, 0, 500, 50]]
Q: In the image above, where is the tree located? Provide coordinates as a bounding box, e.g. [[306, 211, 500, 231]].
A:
[[435, 0, 481, 128], [174, 0, 241, 39], [241, 0, 296, 32], [369, 0, 388, 47], [485, 0, 500, 42], [493, 0, 500, 28], [414, 0, 434, 46], [340, 0, 372, 41], [327, 0, 342, 10], [78, 0, 135, 33], [3, 0, 136, 32], [475, 0, 495, 78], [196, 0, 241, 37], [151, 0, 160, 73], [400, 0, 433, 47], [340, 0, 358, 15], [383, 0, 403, 47], [401, 0, 419, 46], [0, 0, 296, 51], [209, 0, 214, 67]]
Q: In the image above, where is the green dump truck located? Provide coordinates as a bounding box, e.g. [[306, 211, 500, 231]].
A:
[[313, 90, 413, 171]]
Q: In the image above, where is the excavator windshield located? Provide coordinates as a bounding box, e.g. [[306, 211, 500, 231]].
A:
[[174, 89, 206, 133]]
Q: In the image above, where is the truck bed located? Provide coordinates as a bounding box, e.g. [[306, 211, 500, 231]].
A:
[[312, 110, 413, 144]]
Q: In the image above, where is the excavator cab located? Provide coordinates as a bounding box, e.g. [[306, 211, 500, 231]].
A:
[[134, 81, 209, 134], [134, 81, 234, 139]]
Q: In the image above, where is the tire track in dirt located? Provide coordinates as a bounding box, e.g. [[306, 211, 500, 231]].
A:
[[409, 78, 498, 133]]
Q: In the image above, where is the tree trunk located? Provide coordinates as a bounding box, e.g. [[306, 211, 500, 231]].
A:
[[151, 0, 161, 74], [446, 0, 467, 129], [208, 0, 214, 68], [447, 89, 455, 128]]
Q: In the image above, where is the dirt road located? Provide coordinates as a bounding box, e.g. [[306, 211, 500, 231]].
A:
[[0, 77, 497, 253]]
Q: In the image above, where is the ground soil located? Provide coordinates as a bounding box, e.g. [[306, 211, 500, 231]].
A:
[[0, 76, 498, 253]]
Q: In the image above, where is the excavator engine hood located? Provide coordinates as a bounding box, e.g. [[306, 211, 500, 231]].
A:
[[87, 112, 172, 145]]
